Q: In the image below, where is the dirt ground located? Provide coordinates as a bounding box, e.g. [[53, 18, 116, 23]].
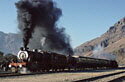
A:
[[0, 69, 125, 82]]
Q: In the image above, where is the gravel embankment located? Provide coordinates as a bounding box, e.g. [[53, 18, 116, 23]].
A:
[[0, 69, 125, 82]]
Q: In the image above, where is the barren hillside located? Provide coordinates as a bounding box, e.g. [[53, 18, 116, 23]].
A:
[[0, 31, 22, 54], [74, 17, 125, 65]]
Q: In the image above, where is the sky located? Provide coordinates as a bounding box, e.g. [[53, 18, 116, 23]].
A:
[[0, 0, 125, 48]]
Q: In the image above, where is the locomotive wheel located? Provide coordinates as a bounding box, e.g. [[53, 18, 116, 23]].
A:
[[19, 67, 27, 74], [11, 67, 17, 73], [27, 63, 39, 72]]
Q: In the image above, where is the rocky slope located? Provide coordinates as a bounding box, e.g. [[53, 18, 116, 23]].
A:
[[74, 17, 125, 65], [0, 31, 22, 55]]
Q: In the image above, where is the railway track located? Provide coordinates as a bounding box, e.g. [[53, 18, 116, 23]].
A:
[[74, 69, 125, 82], [0, 70, 75, 78], [1, 67, 125, 82], [0, 71, 58, 78], [0, 69, 107, 78], [109, 76, 125, 82]]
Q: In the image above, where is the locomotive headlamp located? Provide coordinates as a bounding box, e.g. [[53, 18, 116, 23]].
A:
[[9, 65, 11, 68], [19, 64, 22, 68]]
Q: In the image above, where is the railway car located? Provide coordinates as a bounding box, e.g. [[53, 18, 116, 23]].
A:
[[71, 56, 118, 70]]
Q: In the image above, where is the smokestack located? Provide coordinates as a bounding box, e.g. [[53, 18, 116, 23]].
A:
[[16, 0, 73, 55]]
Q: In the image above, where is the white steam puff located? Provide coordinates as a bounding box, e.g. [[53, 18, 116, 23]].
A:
[[41, 37, 46, 46], [92, 45, 116, 60]]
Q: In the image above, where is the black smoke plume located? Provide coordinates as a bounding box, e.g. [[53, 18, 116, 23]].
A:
[[16, 0, 73, 55]]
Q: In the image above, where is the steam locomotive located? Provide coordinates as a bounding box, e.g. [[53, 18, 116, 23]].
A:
[[8, 47, 118, 73]]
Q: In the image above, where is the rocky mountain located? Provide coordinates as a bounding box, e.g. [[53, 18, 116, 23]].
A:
[[74, 17, 125, 65], [0, 31, 22, 55]]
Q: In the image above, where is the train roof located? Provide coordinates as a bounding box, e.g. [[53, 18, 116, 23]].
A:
[[72, 55, 115, 61]]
